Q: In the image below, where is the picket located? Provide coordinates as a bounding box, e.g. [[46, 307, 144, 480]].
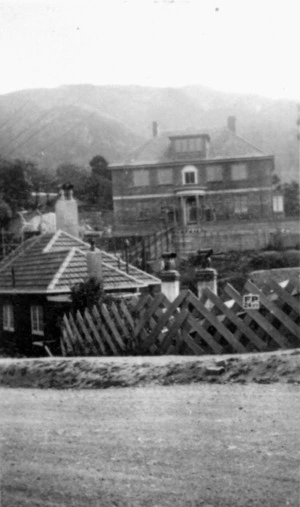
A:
[[61, 276, 300, 357], [84, 308, 106, 355]]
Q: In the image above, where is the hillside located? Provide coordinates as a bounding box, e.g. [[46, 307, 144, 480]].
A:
[[0, 84, 298, 180]]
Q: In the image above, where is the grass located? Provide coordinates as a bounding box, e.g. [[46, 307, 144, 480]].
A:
[[1, 383, 300, 507]]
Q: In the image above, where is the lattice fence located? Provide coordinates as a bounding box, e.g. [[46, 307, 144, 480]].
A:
[[61, 275, 300, 356]]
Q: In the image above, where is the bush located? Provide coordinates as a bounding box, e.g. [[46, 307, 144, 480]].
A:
[[71, 277, 113, 312]]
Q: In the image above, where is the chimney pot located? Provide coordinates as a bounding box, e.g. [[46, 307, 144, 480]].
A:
[[227, 116, 236, 134], [86, 249, 102, 282], [55, 184, 79, 237], [152, 121, 158, 138]]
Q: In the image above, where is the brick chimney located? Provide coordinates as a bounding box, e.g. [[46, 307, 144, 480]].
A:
[[55, 184, 79, 238], [152, 121, 158, 138], [227, 116, 236, 134]]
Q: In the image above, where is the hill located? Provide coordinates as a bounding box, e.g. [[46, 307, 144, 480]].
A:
[[0, 84, 298, 180]]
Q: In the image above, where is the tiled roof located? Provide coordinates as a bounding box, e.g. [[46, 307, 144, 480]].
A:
[[109, 128, 267, 168], [0, 230, 161, 294]]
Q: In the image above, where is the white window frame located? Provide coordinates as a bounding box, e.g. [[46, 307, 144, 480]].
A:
[[231, 163, 247, 181], [182, 165, 198, 185], [234, 194, 248, 214], [31, 305, 44, 336], [3, 304, 14, 332], [273, 195, 284, 213]]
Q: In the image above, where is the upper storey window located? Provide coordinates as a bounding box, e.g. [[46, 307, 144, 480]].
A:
[[231, 163, 247, 180], [169, 134, 209, 157], [206, 164, 223, 182], [158, 168, 173, 185], [182, 165, 198, 185], [133, 169, 149, 187]]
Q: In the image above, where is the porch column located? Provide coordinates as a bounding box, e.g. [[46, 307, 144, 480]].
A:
[[196, 194, 200, 225], [180, 196, 186, 226]]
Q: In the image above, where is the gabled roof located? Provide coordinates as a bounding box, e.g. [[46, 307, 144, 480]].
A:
[[0, 230, 161, 294], [109, 127, 268, 168]]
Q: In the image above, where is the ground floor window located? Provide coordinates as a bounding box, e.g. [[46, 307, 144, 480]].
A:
[[234, 194, 248, 214], [273, 195, 284, 213], [3, 304, 14, 331], [31, 305, 44, 335]]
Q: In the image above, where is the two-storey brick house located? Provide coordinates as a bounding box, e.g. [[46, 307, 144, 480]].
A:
[[110, 118, 277, 231]]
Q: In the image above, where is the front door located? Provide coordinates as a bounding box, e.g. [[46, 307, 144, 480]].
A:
[[186, 196, 197, 224]]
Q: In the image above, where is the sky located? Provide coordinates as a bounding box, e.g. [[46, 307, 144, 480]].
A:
[[1, 0, 300, 100]]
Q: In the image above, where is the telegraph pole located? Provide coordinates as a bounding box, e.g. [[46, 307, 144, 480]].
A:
[[297, 103, 300, 177]]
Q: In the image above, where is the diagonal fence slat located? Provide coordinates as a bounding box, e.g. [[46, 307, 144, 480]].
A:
[[84, 308, 106, 355], [224, 283, 291, 349], [92, 306, 118, 355], [186, 291, 248, 354], [76, 310, 99, 356], [203, 287, 268, 352], [137, 290, 189, 354], [61, 277, 300, 357], [246, 280, 300, 341], [100, 303, 126, 353]]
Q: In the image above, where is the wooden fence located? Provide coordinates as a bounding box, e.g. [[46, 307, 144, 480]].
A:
[[61, 275, 300, 356]]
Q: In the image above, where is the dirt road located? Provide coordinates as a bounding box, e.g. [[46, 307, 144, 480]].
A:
[[1, 384, 299, 506]]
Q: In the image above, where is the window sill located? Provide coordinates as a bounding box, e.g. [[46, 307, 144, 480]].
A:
[[3, 327, 14, 332], [32, 330, 44, 336]]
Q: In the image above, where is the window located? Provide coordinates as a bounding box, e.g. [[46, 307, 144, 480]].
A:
[[3, 304, 14, 331], [185, 172, 195, 184], [31, 305, 44, 335], [234, 195, 248, 214], [273, 195, 284, 212], [173, 136, 205, 153], [133, 169, 149, 187], [231, 163, 247, 180], [158, 168, 173, 185], [206, 165, 223, 182], [182, 165, 197, 185]]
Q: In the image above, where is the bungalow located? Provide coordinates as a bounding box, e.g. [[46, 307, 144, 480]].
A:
[[0, 187, 161, 355]]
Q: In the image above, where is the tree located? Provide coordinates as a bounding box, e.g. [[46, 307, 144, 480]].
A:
[[283, 180, 300, 217], [55, 163, 90, 202], [88, 155, 112, 210], [0, 158, 33, 213], [89, 155, 110, 180], [0, 199, 12, 230], [71, 277, 112, 312]]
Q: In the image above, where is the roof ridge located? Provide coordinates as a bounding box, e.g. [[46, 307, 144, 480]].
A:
[[230, 131, 265, 155], [0, 234, 42, 273], [43, 229, 61, 253], [47, 247, 77, 291]]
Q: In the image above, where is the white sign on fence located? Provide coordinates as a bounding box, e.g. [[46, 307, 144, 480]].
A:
[[243, 294, 260, 310]]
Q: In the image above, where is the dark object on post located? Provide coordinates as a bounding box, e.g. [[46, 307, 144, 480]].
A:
[[161, 252, 177, 271], [196, 249, 213, 269]]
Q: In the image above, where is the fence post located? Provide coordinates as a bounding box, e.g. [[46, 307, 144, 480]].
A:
[[160, 252, 180, 302], [195, 268, 218, 308]]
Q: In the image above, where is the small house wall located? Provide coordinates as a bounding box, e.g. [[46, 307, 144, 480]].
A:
[[0, 294, 69, 356]]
